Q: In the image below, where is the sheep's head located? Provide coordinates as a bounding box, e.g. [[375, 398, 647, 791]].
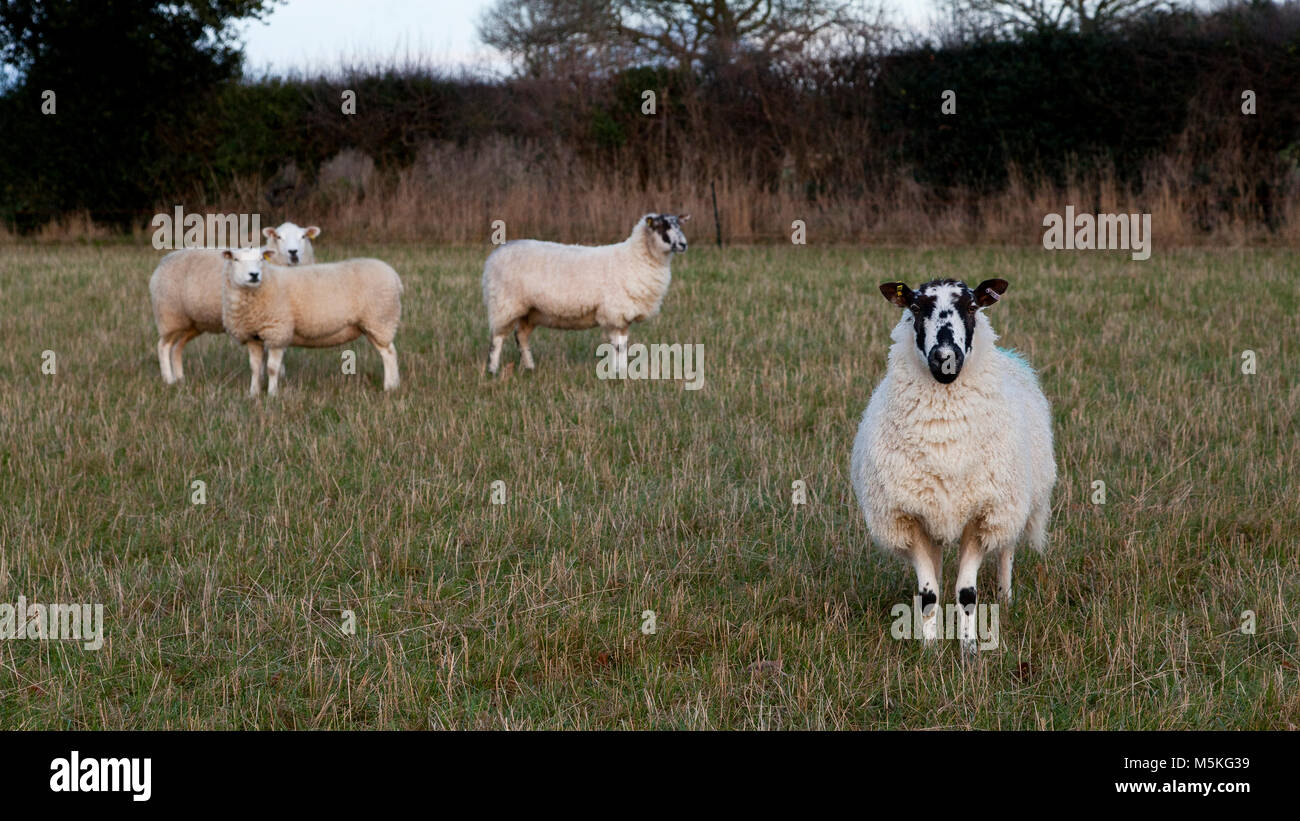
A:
[[879, 278, 1008, 384], [262, 221, 320, 265], [644, 213, 689, 254], [222, 247, 274, 288]]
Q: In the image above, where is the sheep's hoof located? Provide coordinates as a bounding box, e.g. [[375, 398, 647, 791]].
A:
[[960, 638, 979, 658], [920, 617, 938, 645]]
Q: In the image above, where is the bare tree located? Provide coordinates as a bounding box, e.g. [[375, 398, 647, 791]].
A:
[[479, 0, 875, 74], [939, 0, 1181, 36]]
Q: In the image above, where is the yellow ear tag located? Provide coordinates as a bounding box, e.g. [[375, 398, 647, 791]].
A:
[[896, 284, 903, 298]]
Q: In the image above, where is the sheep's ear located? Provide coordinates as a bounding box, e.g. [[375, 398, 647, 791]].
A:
[[222, 250, 234, 260], [262, 227, 277, 240], [261, 249, 274, 261], [304, 226, 320, 239], [880, 281, 913, 308], [677, 214, 691, 222], [973, 278, 1008, 307]]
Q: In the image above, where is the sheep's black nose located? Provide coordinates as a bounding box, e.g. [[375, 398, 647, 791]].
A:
[[248, 272, 259, 282], [927, 347, 961, 383], [288, 251, 298, 262]]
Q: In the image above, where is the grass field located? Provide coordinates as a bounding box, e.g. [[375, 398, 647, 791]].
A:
[[0, 242, 1297, 729]]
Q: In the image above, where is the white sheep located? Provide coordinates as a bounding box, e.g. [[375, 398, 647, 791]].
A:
[[481, 213, 689, 376], [850, 278, 1055, 653], [262, 221, 320, 266], [219, 248, 402, 396], [148, 221, 321, 384]]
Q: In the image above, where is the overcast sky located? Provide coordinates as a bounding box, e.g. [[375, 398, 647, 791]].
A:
[[238, 0, 938, 75]]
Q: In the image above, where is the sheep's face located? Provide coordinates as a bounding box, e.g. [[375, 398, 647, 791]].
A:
[[645, 213, 689, 254], [262, 222, 320, 265], [879, 278, 1008, 384], [222, 248, 274, 288]]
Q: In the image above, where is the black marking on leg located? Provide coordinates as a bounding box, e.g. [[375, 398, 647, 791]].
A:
[[919, 589, 937, 614], [959, 586, 976, 611]]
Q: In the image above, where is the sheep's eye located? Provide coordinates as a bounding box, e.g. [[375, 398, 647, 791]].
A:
[[909, 304, 921, 313]]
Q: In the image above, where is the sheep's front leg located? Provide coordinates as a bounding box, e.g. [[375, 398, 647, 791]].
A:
[[609, 328, 629, 376], [246, 340, 265, 396], [272, 350, 286, 383], [266, 347, 285, 396], [957, 522, 986, 655], [906, 519, 942, 643]]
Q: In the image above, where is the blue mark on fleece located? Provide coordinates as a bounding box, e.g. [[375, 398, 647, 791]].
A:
[[997, 346, 1035, 374]]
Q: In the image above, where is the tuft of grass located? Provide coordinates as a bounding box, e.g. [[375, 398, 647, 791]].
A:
[[0, 243, 1296, 729]]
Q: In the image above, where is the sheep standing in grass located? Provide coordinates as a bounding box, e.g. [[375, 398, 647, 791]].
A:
[[148, 221, 321, 384], [850, 278, 1055, 653], [219, 248, 402, 396], [481, 213, 689, 376]]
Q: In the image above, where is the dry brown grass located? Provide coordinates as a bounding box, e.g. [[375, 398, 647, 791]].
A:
[[17, 136, 1297, 249], [37, 138, 1277, 248]]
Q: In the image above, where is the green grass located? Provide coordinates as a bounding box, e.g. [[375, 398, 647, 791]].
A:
[[0, 242, 1296, 729]]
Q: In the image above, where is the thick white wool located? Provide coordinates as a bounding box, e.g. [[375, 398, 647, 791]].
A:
[[222, 259, 401, 347], [484, 217, 673, 332], [221, 253, 403, 395], [148, 226, 317, 384], [480, 214, 684, 374], [851, 312, 1055, 555]]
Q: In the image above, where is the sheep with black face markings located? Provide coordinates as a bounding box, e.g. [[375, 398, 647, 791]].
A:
[[481, 213, 689, 376], [850, 278, 1056, 653]]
